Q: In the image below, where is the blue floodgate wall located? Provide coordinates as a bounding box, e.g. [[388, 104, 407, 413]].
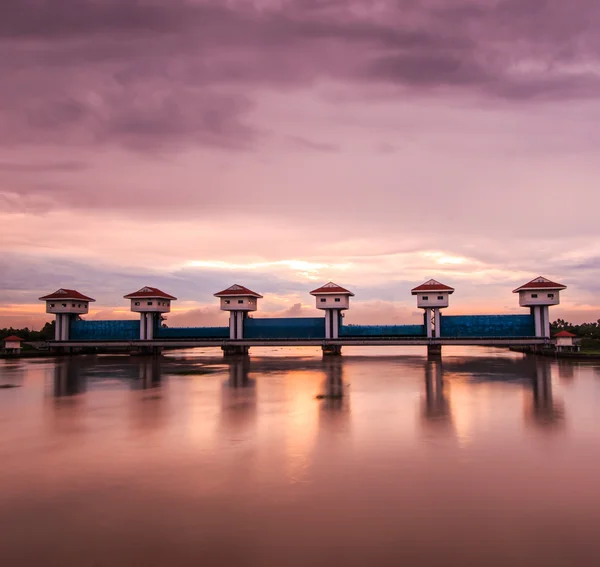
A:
[[70, 320, 140, 340], [340, 325, 426, 337], [155, 326, 229, 339], [244, 317, 325, 339], [439, 314, 535, 338]]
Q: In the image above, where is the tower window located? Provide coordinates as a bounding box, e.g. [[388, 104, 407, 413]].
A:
[[335, 298, 341, 302], [437, 296, 444, 300], [225, 300, 230, 304], [62, 303, 67, 307], [50, 303, 55, 307], [422, 296, 429, 301], [531, 294, 538, 299], [135, 302, 140, 306], [147, 301, 153, 306], [238, 299, 244, 304], [320, 298, 326, 302], [72, 304, 75, 307], [548, 293, 555, 299]]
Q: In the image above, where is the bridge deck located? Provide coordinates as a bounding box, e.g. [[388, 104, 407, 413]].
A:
[[45, 337, 548, 348]]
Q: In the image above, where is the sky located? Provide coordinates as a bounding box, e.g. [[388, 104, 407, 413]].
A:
[[1, 0, 600, 329]]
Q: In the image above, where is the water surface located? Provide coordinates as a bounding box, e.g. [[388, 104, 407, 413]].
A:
[[1, 346, 599, 566]]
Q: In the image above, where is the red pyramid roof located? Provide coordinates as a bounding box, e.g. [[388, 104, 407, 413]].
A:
[[214, 284, 263, 298], [310, 282, 354, 296], [124, 287, 177, 300], [554, 330, 577, 338], [411, 279, 455, 294], [3, 335, 24, 342], [39, 289, 95, 302], [513, 277, 566, 293]]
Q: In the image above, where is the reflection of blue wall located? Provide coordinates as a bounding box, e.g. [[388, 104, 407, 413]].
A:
[[341, 325, 425, 337], [244, 317, 325, 339], [155, 326, 229, 339], [70, 320, 140, 340], [440, 314, 535, 337]]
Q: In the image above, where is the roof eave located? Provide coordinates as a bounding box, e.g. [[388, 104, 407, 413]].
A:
[[124, 294, 177, 300], [309, 291, 354, 297], [214, 292, 263, 299], [39, 296, 95, 302], [512, 285, 567, 293], [411, 289, 455, 295]]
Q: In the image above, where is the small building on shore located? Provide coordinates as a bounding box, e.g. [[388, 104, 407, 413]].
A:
[[553, 330, 579, 352], [2, 335, 23, 354]]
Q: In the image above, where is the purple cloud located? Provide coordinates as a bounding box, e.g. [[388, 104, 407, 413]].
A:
[[1, 0, 599, 154]]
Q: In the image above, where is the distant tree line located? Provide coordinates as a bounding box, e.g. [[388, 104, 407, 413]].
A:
[[552, 319, 600, 350], [551, 319, 600, 339], [0, 321, 55, 342]]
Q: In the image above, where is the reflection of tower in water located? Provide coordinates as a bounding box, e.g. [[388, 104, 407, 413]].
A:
[[421, 359, 452, 430], [319, 356, 345, 409], [52, 357, 85, 397], [318, 356, 350, 437], [129, 356, 167, 431], [48, 357, 87, 435], [130, 357, 162, 390], [525, 358, 564, 428], [315, 356, 350, 445], [557, 359, 575, 382], [220, 356, 256, 432]]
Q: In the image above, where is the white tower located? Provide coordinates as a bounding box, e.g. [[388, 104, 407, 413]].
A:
[[310, 282, 354, 339], [513, 277, 566, 338], [214, 285, 263, 340], [124, 286, 177, 340], [411, 279, 455, 338], [39, 288, 95, 341]]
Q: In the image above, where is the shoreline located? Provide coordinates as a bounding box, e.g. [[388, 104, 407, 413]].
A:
[[510, 346, 600, 361]]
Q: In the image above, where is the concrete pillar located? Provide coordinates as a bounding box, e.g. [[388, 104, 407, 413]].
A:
[[55, 315, 62, 341], [236, 311, 244, 339], [542, 306, 550, 338], [229, 313, 236, 339], [433, 309, 441, 338], [139, 313, 146, 340], [427, 343, 442, 358], [222, 345, 249, 356], [146, 313, 154, 340], [332, 309, 339, 339], [324, 310, 331, 339], [322, 344, 342, 356], [425, 309, 432, 338], [533, 306, 542, 337], [61, 314, 69, 341]]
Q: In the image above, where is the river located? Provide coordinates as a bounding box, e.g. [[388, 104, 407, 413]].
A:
[[1, 346, 599, 566]]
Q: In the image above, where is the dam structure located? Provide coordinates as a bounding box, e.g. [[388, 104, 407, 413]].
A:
[[37, 277, 566, 357]]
